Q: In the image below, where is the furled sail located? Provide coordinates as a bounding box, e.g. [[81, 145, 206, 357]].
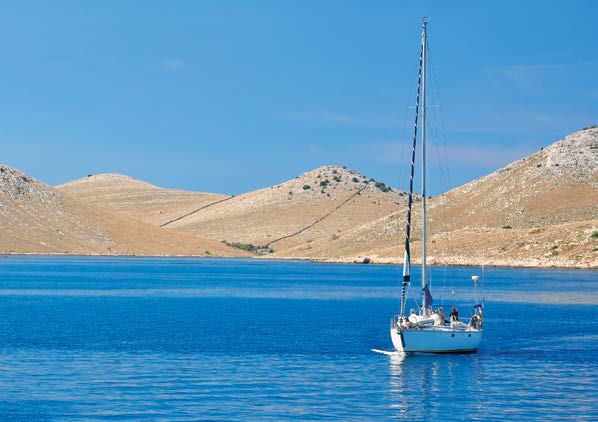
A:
[[399, 32, 425, 318]]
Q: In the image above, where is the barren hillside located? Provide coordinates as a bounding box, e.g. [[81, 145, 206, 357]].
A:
[[163, 166, 407, 250], [273, 129, 598, 268], [434, 128, 597, 230], [57, 173, 228, 226], [39, 128, 598, 268], [0, 166, 242, 256]]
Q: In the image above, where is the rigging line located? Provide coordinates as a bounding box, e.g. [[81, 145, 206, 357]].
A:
[[432, 139, 456, 276], [426, 39, 456, 298], [409, 283, 421, 314], [431, 125, 456, 274], [427, 115, 446, 302], [426, 41, 452, 194], [424, 41, 444, 293], [426, 46, 454, 197], [427, 40, 454, 191]]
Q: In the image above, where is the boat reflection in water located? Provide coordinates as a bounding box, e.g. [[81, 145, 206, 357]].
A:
[[387, 352, 485, 420]]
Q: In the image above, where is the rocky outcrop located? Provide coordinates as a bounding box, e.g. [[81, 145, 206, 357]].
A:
[[271, 129, 598, 268]]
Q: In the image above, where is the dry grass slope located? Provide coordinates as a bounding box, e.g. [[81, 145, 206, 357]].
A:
[[21, 128, 597, 268], [1, 166, 243, 256], [273, 129, 598, 268], [165, 165, 407, 250], [57, 173, 228, 226]]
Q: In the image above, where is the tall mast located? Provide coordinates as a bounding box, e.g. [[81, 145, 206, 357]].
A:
[[421, 17, 429, 312], [399, 18, 428, 319]]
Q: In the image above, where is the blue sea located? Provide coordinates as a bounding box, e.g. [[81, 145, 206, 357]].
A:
[[0, 256, 596, 421]]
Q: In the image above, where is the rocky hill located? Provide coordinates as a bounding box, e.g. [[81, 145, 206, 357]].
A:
[[57, 173, 228, 226], [162, 166, 406, 250], [0, 165, 242, 256], [434, 128, 597, 230], [58, 166, 406, 251], [8, 128, 595, 268], [273, 129, 598, 268]]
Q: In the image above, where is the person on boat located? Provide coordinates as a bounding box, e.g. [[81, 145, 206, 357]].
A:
[[409, 308, 418, 321], [469, 314, 481, 329], [431, 310, 443, 326], [449, 306, 459, 322], [437, 307, 447, 324]]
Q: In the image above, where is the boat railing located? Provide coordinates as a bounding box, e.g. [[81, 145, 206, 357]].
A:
[[412, 325, 480, 333], [390, 314, 480, 332]]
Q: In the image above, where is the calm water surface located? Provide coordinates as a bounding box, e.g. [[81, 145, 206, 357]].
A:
[[0, 256, 596, 420]]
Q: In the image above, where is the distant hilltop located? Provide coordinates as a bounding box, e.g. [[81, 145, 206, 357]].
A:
[[280, 128, 597, 268], [0, 165, 244, 257], [58, 165, 407, 252], [2, 128, 597, 268]]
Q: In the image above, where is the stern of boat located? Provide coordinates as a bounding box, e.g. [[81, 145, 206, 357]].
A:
[[390, 315, 482, 353], [390, 316, 405, 352]]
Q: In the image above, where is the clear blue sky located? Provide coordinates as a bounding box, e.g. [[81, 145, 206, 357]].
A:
[[1, 1, 596, 195]]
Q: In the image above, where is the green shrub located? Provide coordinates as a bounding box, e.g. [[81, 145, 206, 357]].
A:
[[319, 179, 330, 187], [352, 177, 359, 183], [303, 185, 311, 190], [502, 225, 512, 229], [226, 242, 255, 252], [332, 169, 338, 174], [333, 176, 341, 182], [375, 181, 390, 193], [591, 231, 598, 239]]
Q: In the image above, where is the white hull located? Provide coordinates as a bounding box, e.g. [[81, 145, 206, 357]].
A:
[[390, 325, 482, 354]]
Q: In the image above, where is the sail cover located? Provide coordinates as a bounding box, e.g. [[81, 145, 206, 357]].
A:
[[422, 284, 433, 308]]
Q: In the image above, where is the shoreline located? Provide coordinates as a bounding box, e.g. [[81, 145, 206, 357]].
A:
[[1, 252, 596, 270]]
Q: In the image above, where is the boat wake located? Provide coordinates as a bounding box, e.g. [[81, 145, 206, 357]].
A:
[[371, 349, 402, 356]]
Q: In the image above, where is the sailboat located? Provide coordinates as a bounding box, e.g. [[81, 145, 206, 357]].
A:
[[390, 18, 484, 354]]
